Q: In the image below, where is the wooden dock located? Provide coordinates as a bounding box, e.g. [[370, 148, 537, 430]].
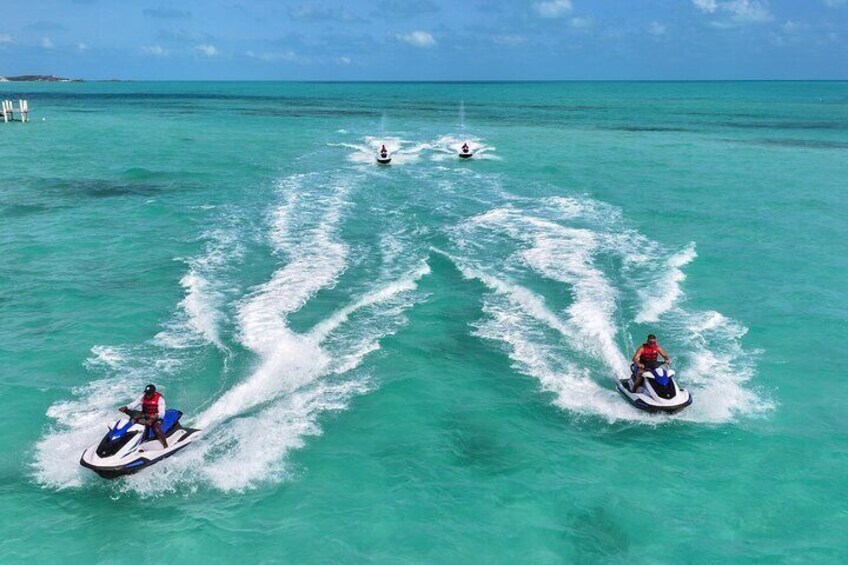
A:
[[1, 100, 29, 123]]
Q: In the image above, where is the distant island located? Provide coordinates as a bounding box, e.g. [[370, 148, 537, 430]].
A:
[[0, 75, 82, 82]]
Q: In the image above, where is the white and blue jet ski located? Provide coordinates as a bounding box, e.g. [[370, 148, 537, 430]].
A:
[[376, 149, 392, 165], [616, 363, 692, 414], [459, 144, 473, 159], [80, 409, 201, 479]]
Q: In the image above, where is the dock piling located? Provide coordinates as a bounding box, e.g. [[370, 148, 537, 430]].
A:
[[1, 99, 30, 123]]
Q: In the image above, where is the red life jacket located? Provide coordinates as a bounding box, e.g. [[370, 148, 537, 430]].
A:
[[142, 392, 162, 418], [640, 343, 659, 363]]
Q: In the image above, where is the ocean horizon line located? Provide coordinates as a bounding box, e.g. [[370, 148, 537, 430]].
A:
[[3, 77, 847, 84]]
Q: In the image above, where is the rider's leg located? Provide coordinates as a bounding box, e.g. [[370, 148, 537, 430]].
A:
[[630, 364, 644, 392], [152, 421, 168, 449], [631, 371, 644, 392], [634, 361, 661, 391]]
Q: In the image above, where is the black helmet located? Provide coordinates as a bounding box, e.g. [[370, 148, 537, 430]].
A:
[[144, 384, 156, 395]]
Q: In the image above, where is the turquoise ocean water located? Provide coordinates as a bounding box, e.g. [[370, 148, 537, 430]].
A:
[[1, 81, 846, 562]]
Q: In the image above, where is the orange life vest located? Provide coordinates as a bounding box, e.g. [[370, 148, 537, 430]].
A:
[[640, 343, 659, 363], [142, 392, 162, 418]]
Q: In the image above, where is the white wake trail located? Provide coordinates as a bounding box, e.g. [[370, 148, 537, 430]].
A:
[[198, 174, 353, 428], [456, 207, 629, 375], [144, 172, 433, 492], [186, 261, 431, 491], [157, 225, 244, 352], [448, 187, 767, 425], [33, 212, 246, 489]]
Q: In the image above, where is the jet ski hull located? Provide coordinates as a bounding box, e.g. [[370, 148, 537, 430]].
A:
[[458, 152, 473, 159], [79, 409, 201, 479], [376, 156, 392, 165], [617, 380, 692, 414], [80, 428, 199, 479], [616, 365, 692, 414]]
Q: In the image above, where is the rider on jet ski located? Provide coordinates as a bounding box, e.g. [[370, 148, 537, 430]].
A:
[[631, 334, 672, 392], [380, 145, 388, 157], [119, 384, 168, 449], [461, 143, 470, 153]]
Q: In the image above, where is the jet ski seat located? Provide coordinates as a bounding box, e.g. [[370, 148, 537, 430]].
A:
[[145, 409, 183, 440]]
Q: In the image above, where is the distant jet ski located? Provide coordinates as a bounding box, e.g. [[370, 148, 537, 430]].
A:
[[376, 144, 392, 165], [80, 409, 201, 479], [616, 363, 692, 414], [459, 143, 473, 159]]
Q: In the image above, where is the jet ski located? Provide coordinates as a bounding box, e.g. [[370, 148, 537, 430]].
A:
[[616, 363, 692, 414], [459, 144, 473, 159], [376, 146, 392, 165], [80, 409, 201, 479]]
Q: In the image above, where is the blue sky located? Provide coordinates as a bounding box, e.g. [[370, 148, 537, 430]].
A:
[[0, 0, 845, 80]]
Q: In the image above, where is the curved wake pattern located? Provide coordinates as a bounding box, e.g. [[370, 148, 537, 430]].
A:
[[35, 170, 431, 492], [445, 191, 770, 424], [34, 136, 768, 492], [157, 216, 246, 353], [33, 215, 245, 489]]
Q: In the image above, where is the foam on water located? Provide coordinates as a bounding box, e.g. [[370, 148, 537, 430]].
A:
[[154, 222, 244, 352], [335, 134, 498, 166], [469, 208, 628, 374], [194, 172, 354, 429], [440, 250, 647, 423], [33, 344, 178, 488], [446, 187, 766, 424], [195, 377, 372, 492], [33, 164, 436, 492], [338, 136, 423, 166], [33, 167, 431, 492], [183, 259, 431, 491], [86, 346, 125, 370], [33, 212, 247, 488], [236, 174, 351, 354], [669, 309, 772, 423], [429, 135, 499, 161], [474, 290, 653, 423], [32, 153, 770, 493], [635, 244, 697, 324]]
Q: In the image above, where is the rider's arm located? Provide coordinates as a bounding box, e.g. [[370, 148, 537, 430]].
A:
[[658, 346, 671, 361], [158, 397, 166, 419], [126, 396, 143, 411], [632, 347, 643, 364]]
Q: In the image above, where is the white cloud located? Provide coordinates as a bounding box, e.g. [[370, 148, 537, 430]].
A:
[[336, 56, 351, 65], [77, 42, 88, 51], [782, 20, 799, 33], [493, 34, 526, 46], [396, 30, 436, 47], [246, 50, 299, 63], [693, 0, 718, 12], [194, 44, 219, 57], [141, 45, 168, 56], [569, 16, 593, 29], [40, 37, 54, 49], [649, 21, 667, 35], [727, 0, 772, 22], [0, 33, 12, 44], [692, 0, 772, 24], [823, 0, 846, 6], [534, 0, 573, 18]]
